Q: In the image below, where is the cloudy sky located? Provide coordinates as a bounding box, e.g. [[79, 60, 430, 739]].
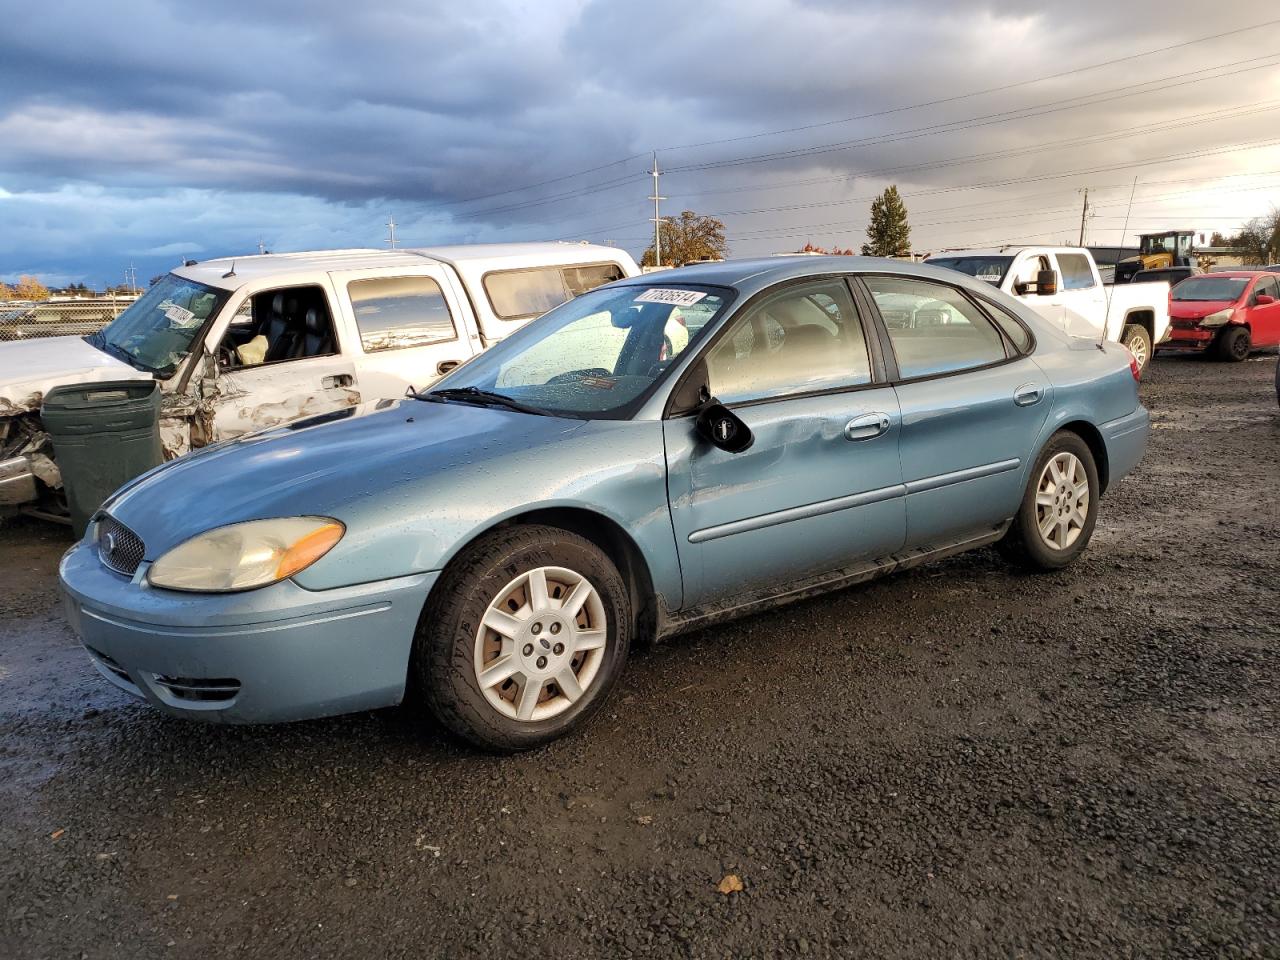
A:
[[2, 0, 1278, 288]]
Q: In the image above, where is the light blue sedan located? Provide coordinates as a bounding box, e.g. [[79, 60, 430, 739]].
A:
[[60, 257, 1150, 750]]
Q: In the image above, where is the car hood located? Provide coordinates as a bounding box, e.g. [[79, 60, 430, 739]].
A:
[[104, 398, 587, 557], [0, 335, 150, 416], [1170, 300, 1236, 320]]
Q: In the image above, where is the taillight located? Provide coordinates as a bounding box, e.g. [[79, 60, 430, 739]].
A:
[[1124, 346, 1142, 382]]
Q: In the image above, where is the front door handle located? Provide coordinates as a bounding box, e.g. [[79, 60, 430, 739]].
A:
[[322, 373, 354, 389], [844, 412, 890, 441], [1013, 383, 1043, 407], [437, 359, 461, 375]]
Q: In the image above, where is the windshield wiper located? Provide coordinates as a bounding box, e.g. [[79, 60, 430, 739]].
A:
[[418, 386, 547, 416]]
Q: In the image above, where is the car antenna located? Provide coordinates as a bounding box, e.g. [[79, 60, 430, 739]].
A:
[[222, 260, 237, 279], [1102, 176, 1138, 352]]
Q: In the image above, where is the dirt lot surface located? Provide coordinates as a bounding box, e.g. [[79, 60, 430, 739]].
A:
[[1, 356, 1278, 959]]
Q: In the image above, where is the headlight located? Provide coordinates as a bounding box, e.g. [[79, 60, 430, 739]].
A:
[[1199, 309, 1233, 328], [147, 517, 344, 592]]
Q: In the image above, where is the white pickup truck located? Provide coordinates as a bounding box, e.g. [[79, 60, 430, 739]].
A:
[[0, 242, 638, 514], [926, 246, 1169, 370]]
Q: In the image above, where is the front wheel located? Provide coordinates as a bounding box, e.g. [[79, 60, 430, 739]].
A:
[[998, 432, 1100, 571], [413, 524, 631, 751], [1121, 323, 1152, 373], [1216, 325, 1250, 362]]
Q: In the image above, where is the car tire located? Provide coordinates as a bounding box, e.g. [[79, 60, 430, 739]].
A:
[[413, 524, 631, 752], [997, 431, 1100, 572], [1121, 323, 1152, 372], [1216, 325, 1250, 362]]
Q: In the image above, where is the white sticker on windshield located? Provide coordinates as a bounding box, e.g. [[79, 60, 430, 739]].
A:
[[162, 302, 198, 327], [634, 288, 707, 307]]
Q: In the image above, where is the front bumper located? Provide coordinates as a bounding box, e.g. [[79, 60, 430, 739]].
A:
[[59, 540, 438, 723], [1157, 324, 1216, 353], [0, 455, 37, 506]]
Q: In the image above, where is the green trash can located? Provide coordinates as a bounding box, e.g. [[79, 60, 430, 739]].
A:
[[42, 380, 165, 536]]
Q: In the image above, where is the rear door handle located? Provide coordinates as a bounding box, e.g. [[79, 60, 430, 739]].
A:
[[1013, 383, 1043, 407], [844, 412, 891, 441], [437, 360, 461, 375], [322, 373, 354, 389]]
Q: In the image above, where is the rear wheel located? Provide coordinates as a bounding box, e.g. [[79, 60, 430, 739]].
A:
[[1216, 325, 1250, 362], [1121, 323, 1152, 372], [998, 432, 1099, 571], [413, 524, 631, 751]]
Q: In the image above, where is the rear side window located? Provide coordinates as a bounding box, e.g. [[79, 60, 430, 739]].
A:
[[484, 262, 626, 320], [1056, 253, 1096, 290], [864, 276, 1008, 379], [348, 276, 457, 352]]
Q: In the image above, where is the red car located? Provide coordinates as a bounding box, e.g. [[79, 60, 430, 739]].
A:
[[1160, 271, 1280, 361]]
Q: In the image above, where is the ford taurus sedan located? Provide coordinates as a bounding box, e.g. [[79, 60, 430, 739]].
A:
[[61, 257, 1150, 750]]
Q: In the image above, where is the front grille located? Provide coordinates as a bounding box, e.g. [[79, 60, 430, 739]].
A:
[[151, 675, 242, 703], [97, 515, 146, 576]]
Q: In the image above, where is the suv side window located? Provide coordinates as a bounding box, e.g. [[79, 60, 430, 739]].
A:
[[484, 262, 626, 320], [706, 280, 872, 403], [348, 276, 457, 352], [1057, 253, 1096, 290], [864, 276, 1008, 379]]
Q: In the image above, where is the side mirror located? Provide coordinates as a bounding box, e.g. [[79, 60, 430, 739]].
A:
[[695, 402, 753, 454], [1254, 294, 1275, 305], [1035, 269, 1058, 296]]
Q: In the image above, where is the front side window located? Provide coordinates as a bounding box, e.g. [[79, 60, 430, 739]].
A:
[[865, 276, 1008, 379], [484, 262, 626, 320], [1056, 253, 1096, 290], [435, 284, 730, 418], [348, 276, 456, 352], [92, 275, 228, 377], [214, 285, 337, 369], [1252, 276, 1279, 301], [706, 281, 872, 404]]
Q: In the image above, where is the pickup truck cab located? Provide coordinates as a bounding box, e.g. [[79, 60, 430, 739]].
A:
[[926, 246, 1170, 371], [1159, 271, 1280, 361], [0, 243, 638, 514]]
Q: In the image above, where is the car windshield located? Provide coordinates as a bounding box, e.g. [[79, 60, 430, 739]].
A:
[[1171, 277, 1248, 302], [926, 256, 1014, 285], [429, 283, 732, 418], [88, 275, 227, 377]]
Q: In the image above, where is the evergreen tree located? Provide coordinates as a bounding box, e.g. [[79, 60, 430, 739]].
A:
[[861, 185, 911, 258]]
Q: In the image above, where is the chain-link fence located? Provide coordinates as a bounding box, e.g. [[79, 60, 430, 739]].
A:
[[0, 297, 139, 342]]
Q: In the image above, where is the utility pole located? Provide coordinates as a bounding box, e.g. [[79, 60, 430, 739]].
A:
[[648, 153, 665, 267], [1078, 188, 1089, 247], [124, 263, 137, 296], [384, 215, 399, 249], [258, 238, 267, 255]]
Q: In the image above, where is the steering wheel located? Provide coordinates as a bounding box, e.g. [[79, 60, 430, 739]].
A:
[[217, 343, 238, 369]]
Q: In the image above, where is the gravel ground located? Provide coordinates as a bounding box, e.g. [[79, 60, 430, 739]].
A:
[[1, 356, 1278, 959]]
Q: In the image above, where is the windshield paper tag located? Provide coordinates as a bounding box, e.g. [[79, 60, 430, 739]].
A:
[[634, 288, 707, 307], [162, 302, 198, 327]]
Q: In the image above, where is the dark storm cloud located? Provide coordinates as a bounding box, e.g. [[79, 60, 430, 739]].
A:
[[0, 0, 1276, 285]]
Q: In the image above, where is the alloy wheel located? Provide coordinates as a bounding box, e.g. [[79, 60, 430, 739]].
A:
[[1035, 452, 1090, 551], [1126, 333, 1148, 369], [472, 566, 608, 722]]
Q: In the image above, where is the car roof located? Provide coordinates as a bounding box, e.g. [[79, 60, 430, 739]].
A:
[[173, 243, 632, 290], [613, 255, 979, 297], [1195, 271, 1273, 279]]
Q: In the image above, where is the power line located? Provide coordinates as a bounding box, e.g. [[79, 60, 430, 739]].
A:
[[666, 54, 1280, 174], [655, 19, 1280, 153]]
